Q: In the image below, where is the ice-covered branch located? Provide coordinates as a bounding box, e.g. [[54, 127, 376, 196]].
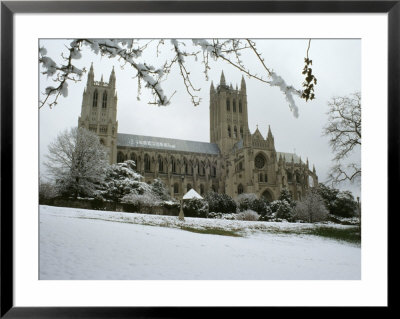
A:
[[39, 38, 316, 117]]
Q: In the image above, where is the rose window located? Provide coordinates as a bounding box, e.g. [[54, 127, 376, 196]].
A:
[[255, 154, 265, 169]]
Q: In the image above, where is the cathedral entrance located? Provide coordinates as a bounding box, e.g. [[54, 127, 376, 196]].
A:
[[261, 189, 273, 202]]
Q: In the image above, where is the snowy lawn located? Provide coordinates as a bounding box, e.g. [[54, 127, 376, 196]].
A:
[[40, 205, 360, 280]]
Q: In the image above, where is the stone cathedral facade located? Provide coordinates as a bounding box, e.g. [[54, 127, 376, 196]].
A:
[[78, 65, 318, 201]]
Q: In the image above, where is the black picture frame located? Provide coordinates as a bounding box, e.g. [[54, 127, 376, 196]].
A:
[[1, 1, 395, 317]]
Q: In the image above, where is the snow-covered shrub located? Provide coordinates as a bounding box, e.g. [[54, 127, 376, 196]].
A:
[[279, 188, 296, 208], [151, 178, 171, 201], [294, 189, 329, 223], [235, 210, 260, 221], [204, 191, 237, 214], [98, 160, 150, 202], [122, 191, 161, 208], [183, 198, 209, 218], [236, 193, 271, 218], [270, 200, 294, 221], [258, 205, 273, 221]]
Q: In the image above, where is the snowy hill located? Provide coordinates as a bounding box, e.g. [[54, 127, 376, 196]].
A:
[[40, 205, 360, 280]]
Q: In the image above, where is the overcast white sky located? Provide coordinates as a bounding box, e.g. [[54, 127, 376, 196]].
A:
[[39, 39, 361, 197]]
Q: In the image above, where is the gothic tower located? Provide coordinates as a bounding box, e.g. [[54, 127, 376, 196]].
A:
[[78, 63, 118, 164], [210, 71, 250, 155]]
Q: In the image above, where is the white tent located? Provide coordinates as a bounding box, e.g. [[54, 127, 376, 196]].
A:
[[182, 188, 203, 200]]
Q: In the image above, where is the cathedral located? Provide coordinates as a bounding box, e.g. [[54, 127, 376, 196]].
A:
[[78, 64, 318, 201]]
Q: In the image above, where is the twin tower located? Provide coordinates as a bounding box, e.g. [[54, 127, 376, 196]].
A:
[[79, 65, 251, 163]]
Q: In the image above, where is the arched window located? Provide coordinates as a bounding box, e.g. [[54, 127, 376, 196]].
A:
[[100, 139, 105, 145], [226, 99, 230, 111], [117, 151, 124, 163], [174, 183, 179, 194], [239, 162, 243, 171], [233, 100, 236, 112], [240, 127, 243, 139], [282, 176, 286, 187], [187, 184, 192, 192], [201, 164, 205, 176], [228, 126, 231, 137], [144, 154, 151, 172], [102, 91, 107, 108], [287, 172, 293, 182], [200, 184, 205, 196], [239, 100, 242, 113], [234, 126, 237, 138], [172, 158, 176, 173], [130, 153, 138, 168], [211, 166, 216, 177], [259, 173, 263, 182], [262, 190, 273, 202], [158, 157, 163, 172], [93, 90, 98, 107], [238, 184, 244, 195], [265, 174, 268, 183]]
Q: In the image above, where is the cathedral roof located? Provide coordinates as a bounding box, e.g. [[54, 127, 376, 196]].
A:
[[117, 133, 220, 155], [277, 152, 302, 164]]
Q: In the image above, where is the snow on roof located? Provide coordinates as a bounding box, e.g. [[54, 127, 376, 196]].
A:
[[183, 188, 203, 200]]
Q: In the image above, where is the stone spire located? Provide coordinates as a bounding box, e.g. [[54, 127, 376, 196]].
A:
[[220, 71, 226, 86], [267, 125, 273, 140], [87, 62, 94, 85], [109, 66, 116, 87], [240, 75, 246, 92], [210, 81, 215, 93]]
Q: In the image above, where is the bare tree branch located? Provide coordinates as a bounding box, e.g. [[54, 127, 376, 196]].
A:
[[324, 92, 361, 185]]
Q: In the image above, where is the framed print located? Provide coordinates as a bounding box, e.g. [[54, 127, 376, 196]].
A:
[[1, 0, 396, 317]]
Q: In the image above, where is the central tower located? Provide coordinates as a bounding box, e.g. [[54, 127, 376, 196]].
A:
[[209, 71, 250, 155], [78, 63, 118, 164]]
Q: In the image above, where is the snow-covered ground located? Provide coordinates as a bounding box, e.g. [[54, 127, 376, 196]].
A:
[[40, 205, 360, 280]]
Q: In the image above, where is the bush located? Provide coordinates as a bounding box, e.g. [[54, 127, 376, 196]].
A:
[[121, 192, 161, 212], [183, 198, 209, 218], [39, 180, 58, 203], [204, 191, 237, 214], [270, 200, 294, 220], [151, 178, 171, 201], [98, 160, 150, 202], [316, 184, 358, 217], [279, 188, 296, 208], [235, 210, 260, 221], [236, 193, 269, 215], [294, 189, 329, 223], [207, 212, 236, 220]]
